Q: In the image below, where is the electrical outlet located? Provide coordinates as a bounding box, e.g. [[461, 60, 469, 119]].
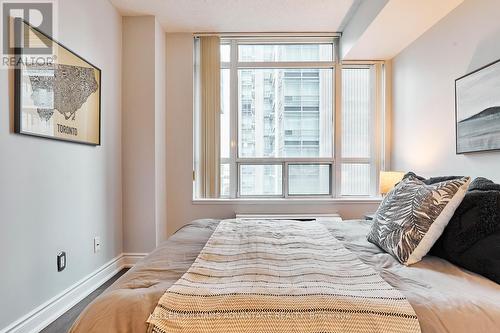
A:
[[57, 251, 66, 272], [94, 237, 101, 253]]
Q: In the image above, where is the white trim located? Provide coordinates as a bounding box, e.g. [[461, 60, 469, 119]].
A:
[[235, 213, 341, 220], [236, 61, 335, 69], [0, 253, 147, 333], [236, 157, 334, 163], [122, 253, 148, 268], [193, 197, 382, 205], [228, 39, 238, 198], [194, 32, 341, 38], [334, 52, 342, 197]]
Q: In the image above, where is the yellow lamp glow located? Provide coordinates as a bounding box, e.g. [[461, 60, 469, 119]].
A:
[[379, 171, 405, 195]]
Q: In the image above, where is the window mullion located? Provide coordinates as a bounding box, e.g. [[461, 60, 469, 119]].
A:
[[369, 65, 379, 197], [334, 63, 342, 197], [283, 162, 288, 198], [372, 63, 384, 197], [236, 61, 335, 69], [236, 157, 333, 163], [340, 158, 371, 164], [229, 40, 238, 198]]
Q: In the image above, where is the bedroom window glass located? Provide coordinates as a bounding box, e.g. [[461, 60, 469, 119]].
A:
[[340, 66, 378, 196], [239, 164, 283, 196], [194, 37, 386, 199], [238, 68, 333, 158]]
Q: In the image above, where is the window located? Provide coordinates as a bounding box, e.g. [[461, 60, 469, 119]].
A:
[[340, 66, 378, 196], [237, 68, 333, 159], [194, 36, 386, 199]]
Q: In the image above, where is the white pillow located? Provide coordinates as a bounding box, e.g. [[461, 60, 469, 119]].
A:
[[367, 176, 470, 265]]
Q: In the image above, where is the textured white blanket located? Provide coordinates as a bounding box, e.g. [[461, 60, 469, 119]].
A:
[[148, 219, 421, 333]]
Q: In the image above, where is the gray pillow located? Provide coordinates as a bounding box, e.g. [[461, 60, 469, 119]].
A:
[[367, 175, 470, 265]]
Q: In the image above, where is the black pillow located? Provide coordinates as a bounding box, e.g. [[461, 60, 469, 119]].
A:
[[407, 173, 500, 284], [402, 172, 462, 185]]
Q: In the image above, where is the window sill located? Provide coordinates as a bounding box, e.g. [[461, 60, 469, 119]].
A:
[[192, 197, 382, 205]]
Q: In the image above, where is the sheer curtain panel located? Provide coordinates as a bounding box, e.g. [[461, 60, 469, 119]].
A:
[[199, 36, 221, 198]]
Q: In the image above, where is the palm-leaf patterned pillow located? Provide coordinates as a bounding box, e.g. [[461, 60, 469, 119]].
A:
[[367, 175, 470, 265]]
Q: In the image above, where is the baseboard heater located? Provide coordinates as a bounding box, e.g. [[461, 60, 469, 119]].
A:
[[235, 213, 341, 222]]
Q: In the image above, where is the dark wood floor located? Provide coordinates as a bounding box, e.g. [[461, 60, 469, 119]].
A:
[[41, 268, 129, 333]]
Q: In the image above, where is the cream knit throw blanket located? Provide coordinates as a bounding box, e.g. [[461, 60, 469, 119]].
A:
[[148, 219, 421, 333]]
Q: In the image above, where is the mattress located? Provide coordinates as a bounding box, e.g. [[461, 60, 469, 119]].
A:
[[70, 219, 500, 333]]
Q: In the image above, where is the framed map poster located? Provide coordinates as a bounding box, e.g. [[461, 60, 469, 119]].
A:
[[14, 19, 101, 145]]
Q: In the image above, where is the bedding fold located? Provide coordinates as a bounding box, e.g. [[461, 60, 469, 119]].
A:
[[147, 219, 421, 333]]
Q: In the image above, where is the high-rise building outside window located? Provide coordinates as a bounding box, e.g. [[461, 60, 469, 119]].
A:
[[195, 36, 386, 199]]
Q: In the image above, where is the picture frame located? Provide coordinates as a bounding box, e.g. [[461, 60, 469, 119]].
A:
[[14, 19, 101, 146], [455, 58, 500, 154]]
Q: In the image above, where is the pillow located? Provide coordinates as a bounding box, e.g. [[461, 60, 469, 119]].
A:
[[431, 177, 500, 283], [402, 172, 462, 185], [367, 175, 471, 265]]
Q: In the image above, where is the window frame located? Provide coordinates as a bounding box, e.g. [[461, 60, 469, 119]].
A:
[[220, 37, 337, 199], [336, 62, 384, 197], [212, 37, 385, 200]]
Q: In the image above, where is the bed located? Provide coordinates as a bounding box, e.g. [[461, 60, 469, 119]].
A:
[[70, 219, 500, 333]]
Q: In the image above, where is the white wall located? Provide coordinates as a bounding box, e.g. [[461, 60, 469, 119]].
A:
[[392, 0, 500, 182], [340, 0, 388, 59], [122, 16, 167, 252], [122, 16, 156, 253], [155, 20, 168, 246], [0, 0, 122, 328], [165, 33, 380, 235]]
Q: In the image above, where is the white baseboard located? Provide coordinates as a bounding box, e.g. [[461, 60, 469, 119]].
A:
[[122, 252, 148, 267], [1, 252, 147, 333]]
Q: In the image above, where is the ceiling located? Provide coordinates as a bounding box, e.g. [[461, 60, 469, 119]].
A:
[[344, 0, 464, 60], [109, 0, 356, 32], [109, 0, 465, 60]]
